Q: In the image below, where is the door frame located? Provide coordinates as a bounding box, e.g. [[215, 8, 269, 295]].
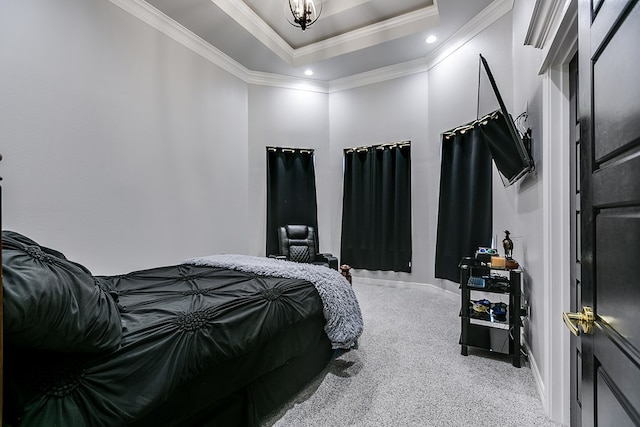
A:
[[540, 61, 572, 426], [530, 0, 578, 424]]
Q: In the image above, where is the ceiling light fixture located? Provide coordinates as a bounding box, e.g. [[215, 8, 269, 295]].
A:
[[304, 69, 314, 76], [426, 35, 437, 44], [286, 0, 322, 32]]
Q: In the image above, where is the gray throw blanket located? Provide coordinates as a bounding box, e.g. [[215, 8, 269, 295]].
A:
[[183, 254, 363, 350]]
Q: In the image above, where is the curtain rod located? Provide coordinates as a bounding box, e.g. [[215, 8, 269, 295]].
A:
[[442, 111, 500, 140], [266, 146, 313, 154], [344, 140, 410, 154]]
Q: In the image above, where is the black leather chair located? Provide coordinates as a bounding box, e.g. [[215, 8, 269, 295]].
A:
[[271, 225, 338, 270]]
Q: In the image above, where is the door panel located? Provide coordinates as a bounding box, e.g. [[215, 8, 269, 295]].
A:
[[596, 370, 637, 427], [591, 0, 634, 43], [596, 212, 640, 350], [578, 0, 640, 425], [592, 2, 640, 162], [594, 326, 640, 421], [592, 154, 640, 206]]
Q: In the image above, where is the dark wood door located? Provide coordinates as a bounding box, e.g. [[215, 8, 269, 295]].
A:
[[577, 0, 640, 425], [569, 52, 582, 427]]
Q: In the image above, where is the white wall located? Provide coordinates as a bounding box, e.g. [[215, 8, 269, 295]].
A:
[[429, 14, 516, 292], [247, 84, 330, 256], [328, 14, 515, 290], [508, 1, 574, 424], [506, 2, 547, 391], [328, 72, 429, 280], [0, 0, 249, 274]]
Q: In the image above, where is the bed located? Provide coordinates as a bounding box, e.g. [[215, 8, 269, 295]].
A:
[[2, 230, 363, 426]]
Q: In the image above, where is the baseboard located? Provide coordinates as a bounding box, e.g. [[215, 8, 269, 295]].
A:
[[524, 340, 546, 407], [352, 276, 459, 298]]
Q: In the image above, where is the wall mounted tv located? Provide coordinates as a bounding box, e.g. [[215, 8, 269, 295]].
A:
[[479, 54, 534, 186]]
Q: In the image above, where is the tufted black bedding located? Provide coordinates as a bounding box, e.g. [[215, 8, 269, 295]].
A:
[[2, 231, 357, 426]]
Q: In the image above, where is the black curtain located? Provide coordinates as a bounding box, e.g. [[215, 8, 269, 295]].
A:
[[434, 128, 492, 282], [266, 148, 318, 257], [341, 143, 411, 272]]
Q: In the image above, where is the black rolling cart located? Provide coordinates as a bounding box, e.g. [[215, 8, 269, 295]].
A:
[[459, 260, 523, 367]]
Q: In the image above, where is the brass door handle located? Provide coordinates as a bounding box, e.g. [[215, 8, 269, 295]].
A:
[[562, 306, 595, 336]]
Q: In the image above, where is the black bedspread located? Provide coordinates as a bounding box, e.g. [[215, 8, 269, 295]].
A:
[[5, 263, 333, 426]]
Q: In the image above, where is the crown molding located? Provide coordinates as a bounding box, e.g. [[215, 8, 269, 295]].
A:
[[109, 0, 251, 81], [292, 7, 439, 66], [213, 1, 439, 67], [211, 0, 294, 66], [108, 0, 328, 92], [329, 57, 429, 93], [525, 0, 568, 49], [109, 0, 514, 93], [329, 0, 514, 92], [425, 0, 513, 70], [537, 0, 577, 74], [246, 71, 329, 93]]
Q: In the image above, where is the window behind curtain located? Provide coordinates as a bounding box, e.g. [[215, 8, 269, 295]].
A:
[[434, 128, 492, 283], [340, 142, 411, 272], [266, 147, 318, 257]]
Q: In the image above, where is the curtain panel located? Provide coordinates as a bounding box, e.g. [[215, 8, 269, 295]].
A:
[[341, 143, 412, 272], [434, 128, 492, 283], [266, 147, 319, 257]]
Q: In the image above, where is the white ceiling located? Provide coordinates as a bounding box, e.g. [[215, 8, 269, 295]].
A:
[[140, 0, 500, 82]]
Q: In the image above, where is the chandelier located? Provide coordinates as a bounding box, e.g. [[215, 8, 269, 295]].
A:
[[286, 0, 322, 31]]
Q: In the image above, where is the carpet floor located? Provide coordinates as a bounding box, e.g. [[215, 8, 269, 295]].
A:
[[261, 281, 562, 427]]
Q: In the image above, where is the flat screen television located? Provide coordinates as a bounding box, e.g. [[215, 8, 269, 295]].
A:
[[479, 54, 534, 186]]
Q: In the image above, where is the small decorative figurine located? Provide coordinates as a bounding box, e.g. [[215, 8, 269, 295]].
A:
[[340, 264, 352, 285], [502, 230, 514, 259]]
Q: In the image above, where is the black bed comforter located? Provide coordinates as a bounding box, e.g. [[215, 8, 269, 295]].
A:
[[5, 263, 332, 426]]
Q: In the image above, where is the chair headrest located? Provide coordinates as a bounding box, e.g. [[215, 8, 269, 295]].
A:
[[283, 225, 313, 239]]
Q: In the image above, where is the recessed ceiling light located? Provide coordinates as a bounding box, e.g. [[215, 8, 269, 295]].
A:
[[304, 69, 314, 76], [426, 35, 437, 44]]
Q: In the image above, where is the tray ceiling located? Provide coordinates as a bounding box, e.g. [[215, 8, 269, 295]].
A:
[[140, 0, 500, 81]]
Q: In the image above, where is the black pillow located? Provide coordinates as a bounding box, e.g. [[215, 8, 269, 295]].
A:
[[2, 231, 122, 352]]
